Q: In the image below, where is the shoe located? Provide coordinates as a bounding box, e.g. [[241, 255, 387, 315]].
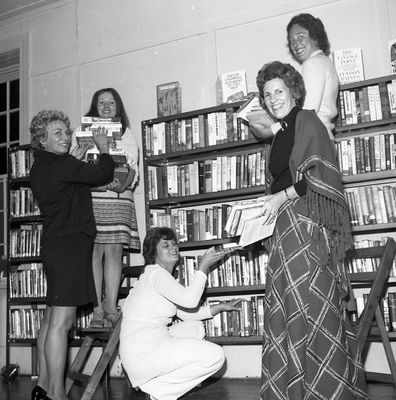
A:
[[104, 310, 121, 327], [32, 385, 47, 400], [89, 309, 104, 328]]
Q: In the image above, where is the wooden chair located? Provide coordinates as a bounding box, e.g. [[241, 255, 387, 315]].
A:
[[345, 237, 396, 386], [65, 265, 144, 400]]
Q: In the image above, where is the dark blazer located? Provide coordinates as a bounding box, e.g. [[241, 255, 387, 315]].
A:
[[30, 150, 115, 239]]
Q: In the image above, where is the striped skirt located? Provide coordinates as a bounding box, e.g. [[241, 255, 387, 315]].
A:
[[92, 188, 140, 250], [260, 198, 368, 400]]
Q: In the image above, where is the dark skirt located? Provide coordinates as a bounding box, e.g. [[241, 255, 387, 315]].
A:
[[41, 233, 97, 307], [260, 199, 368, 400]]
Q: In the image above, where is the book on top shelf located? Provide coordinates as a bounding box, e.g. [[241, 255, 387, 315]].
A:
[[332, 48, 365, 85], [156, 81, 182, 117], [388, 38, 396, 74], [216, 70, 247, 105]]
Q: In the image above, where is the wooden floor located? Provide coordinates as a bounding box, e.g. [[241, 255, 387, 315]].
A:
[[1, 376, 396, 400]]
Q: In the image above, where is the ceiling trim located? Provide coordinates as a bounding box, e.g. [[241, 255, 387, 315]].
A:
[[0, 0, 70, 24]]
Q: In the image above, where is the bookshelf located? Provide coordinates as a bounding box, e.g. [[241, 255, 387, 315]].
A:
[[334, 74, 396, 337], [141, 101, 269, 344], [6, 144, 43, 373], [6, 145, 132, 374]]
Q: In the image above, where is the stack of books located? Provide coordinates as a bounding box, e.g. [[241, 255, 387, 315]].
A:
[[77, 117, 130, 192]]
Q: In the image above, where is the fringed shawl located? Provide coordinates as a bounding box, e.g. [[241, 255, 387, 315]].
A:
[[289, 110, 352, 291]]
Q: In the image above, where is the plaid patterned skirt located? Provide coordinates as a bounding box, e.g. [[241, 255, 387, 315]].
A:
[[260, 199, 368, 400], [92, 188, 140, 250]]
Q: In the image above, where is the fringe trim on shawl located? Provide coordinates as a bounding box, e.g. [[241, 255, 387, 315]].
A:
[[307, 187, 352, 294]]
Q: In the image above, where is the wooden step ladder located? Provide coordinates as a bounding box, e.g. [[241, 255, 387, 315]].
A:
[[346, 238, 396, 387], [65, 315, 122, 400], [65, 265, 143, 399]]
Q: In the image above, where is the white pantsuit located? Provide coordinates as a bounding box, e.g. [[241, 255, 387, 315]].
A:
[[119, 264, 225, 400]]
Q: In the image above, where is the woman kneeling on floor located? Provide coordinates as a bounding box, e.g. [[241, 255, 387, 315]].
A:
[[120, 227, 241, 400]]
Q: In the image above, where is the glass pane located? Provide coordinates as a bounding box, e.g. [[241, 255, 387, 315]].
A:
[[0, 82, 5, 112], [10, 80, 19, 110], [0, 147, 6, 174], [0, 115, 6, 144], [10, 111, 19, 141]]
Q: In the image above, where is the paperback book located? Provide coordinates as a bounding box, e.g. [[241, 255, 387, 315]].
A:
[[388, 38, 396, 74], [225, 199, 276, 247], [333, 48, 365, 84], [237, 94, 275, 128], [157, 81, 182, 117], [216, 70, 247, 105]]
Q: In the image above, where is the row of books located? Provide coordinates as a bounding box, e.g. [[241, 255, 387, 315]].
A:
[[352, 293, 396, 332], [147, 149, 267, 200], [336, 131, 396, 176], [151, 199, 275, 248], [347, 238, 396, 277], [344, 184, 396, 226], [10, 148, 34, 179], [337, 80, 396, 127], [9, 307, 44, 339], [176, 250, 268, 288], [144, 110, 250, 156], [9, 224, 42, 258], [205, 296, 264, 337], [9, 187, 40, 218], [9, 263, 47, 298], [8, 306, 95, 339], [151, 205, 232, 242]]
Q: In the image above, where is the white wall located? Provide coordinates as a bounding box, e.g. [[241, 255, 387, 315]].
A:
[[0, 0, 396, 378]]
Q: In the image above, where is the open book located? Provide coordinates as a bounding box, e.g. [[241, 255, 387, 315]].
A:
[[238, 214, 276, 247], [237, 94, 275, 128], [225, 199, 277, 247]]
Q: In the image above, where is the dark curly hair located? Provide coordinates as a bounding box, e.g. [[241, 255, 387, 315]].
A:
[[85, 88, 130, 133], [143, 227, 178, 266], [30, 109, 71, 150], [287, 13, 330, 56], [256, 61, 306, 112]]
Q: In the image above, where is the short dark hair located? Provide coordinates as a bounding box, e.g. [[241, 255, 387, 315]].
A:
[[256, 61, 306, 111], [30, 110, 71, 150], [143, 227, 178, 266], [85, 88, 130, 133], [287, 13, 330, 56]]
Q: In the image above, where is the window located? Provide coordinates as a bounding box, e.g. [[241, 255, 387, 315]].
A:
[[0, 48, 20, 262]]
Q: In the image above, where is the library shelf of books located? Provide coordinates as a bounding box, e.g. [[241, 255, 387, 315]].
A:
[[334, 73, 396, 336], [6, 144, 99, 374], [141, 100, 271, 345]]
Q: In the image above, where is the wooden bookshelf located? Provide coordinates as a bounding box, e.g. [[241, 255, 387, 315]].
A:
[[141, 101, 268, 341], [335, 74, 396, 344]]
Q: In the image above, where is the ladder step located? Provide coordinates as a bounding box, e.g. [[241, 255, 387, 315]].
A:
[[68, 371, 91, 383]]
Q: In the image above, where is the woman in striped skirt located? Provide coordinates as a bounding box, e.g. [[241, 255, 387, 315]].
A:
[[72, 88, 140, 327]]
